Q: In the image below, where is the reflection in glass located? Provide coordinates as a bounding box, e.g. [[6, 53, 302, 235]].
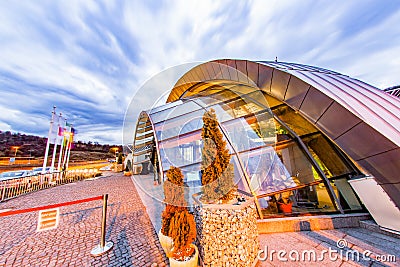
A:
[[154, 110, 204, 141], [240, 147, 297, 195], [150, 100, 202, 124], [331, 179, 363, 211], [302, 133, 356, 178]]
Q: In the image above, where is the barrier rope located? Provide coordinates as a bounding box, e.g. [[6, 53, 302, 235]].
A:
[[0, 195, 103, 217]]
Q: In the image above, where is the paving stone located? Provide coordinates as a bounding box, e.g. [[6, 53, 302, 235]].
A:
[[258, 229, 400, 267], [0, 173, 168, 266]]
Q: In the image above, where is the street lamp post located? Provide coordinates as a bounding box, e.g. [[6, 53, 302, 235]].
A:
[[111, 147, 119, 172], [28, 149, 34, 164], [111, 147, 119, 160], [12, 146, 20, 157]]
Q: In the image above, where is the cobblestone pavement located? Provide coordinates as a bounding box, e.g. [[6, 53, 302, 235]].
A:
[[258, 228, 400, 267], [0, 172, 169, 266]]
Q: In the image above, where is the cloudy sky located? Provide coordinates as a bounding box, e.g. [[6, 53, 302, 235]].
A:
[[0, 0, 399, 144]]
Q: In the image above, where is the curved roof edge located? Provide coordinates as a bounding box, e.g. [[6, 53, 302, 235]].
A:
[[169, 59, 400, 147]]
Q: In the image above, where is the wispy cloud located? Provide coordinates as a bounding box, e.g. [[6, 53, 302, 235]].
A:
[[0, 0, 399, 144]]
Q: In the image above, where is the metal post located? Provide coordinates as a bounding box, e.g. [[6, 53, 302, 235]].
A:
[[100, 194, 107, 248], [90, 194, 113, 256], [1, 183, 5, 201]]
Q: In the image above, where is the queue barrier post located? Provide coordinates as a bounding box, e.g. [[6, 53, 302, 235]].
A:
[[90, 194, 113, 256]]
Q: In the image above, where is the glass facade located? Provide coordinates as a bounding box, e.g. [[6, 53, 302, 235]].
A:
[[132, 81, 364, 218]]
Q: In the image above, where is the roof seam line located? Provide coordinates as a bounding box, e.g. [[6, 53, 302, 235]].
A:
[[269, 69, 274, 93], [355, 147, 399, 162], [283, 75, 291, 100], [245, 60, 250, 84], [333, 121, 363, 141], [315, 101, 335, 124], [298, 85, 311, 110]]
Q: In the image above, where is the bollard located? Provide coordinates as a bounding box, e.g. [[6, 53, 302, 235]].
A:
[[90, 194, 113, 256]]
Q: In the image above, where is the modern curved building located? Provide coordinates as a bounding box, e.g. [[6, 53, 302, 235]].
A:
[[132, 59, 400, 231]]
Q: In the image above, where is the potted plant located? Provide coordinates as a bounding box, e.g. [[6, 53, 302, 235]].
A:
[[160, 204, 182, 256], [168, 208, 198, 266], [159, 166, 184, 256], [159, 167, 198, 266], [200, 108, 237, 203], [276, 126, 291, 142], [195, 109, 260, 266], [276, 191, 293, 213], [124, 159, 132, 176]]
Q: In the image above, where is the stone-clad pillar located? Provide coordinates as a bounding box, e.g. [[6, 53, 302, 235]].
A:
[[194, 200, 259, 266]]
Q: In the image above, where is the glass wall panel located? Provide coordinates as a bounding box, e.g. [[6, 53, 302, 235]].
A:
[[192, 90, 242, 108], [250, 120, 340, 215], [239, 147, 296, 195], [158, 131, 202, 171], [133, 148, 151, 164], [186, 89, 237, 107], [248, 113, 276, 146], [150, 100, 202, 124], [182, 83, 231, 99], [222, 118, 265, 152], [207, 104, 237, 125], [273, 105, 319, 136], [148, 100, 183, 115], [228, 84, 259, 95], [154, 109, 204, 141], [331, 178, 363, 211], [182, 81, 258, 100], [274, 138, 321, 207], [244, 91, 271, 109], [302, 133, 356, 178], [208, 97, 267, 123], [221, 112, 275, 152]]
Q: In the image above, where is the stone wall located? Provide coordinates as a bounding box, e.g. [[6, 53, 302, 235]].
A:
[[194, 200, 259, 266]]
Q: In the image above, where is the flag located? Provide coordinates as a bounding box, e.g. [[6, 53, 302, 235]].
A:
[[67, 127, 75, 149], [48, 115, 60, 144], [55, 117, 66, 145], [58, 126, 64, 136]]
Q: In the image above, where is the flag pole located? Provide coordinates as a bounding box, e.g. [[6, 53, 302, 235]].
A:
[[62, 123, 71, 170], [50, 113, 61, 180], [65, 125, 73, 170], [57, 117, 66, 176], [42, 106, 56, 173]]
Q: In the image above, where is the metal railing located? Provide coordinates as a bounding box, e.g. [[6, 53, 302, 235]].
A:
[[0, 169, 101, 202]]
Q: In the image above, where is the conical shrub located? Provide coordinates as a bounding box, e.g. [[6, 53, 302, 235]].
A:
[[201, 108, 237, 202]]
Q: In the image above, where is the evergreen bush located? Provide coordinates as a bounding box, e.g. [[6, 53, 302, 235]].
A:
[[201, 109, 237, 202], [160, 166, 196, 260]]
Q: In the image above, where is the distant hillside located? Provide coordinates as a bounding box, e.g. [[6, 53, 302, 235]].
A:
[[0, 130, 122, 160]]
